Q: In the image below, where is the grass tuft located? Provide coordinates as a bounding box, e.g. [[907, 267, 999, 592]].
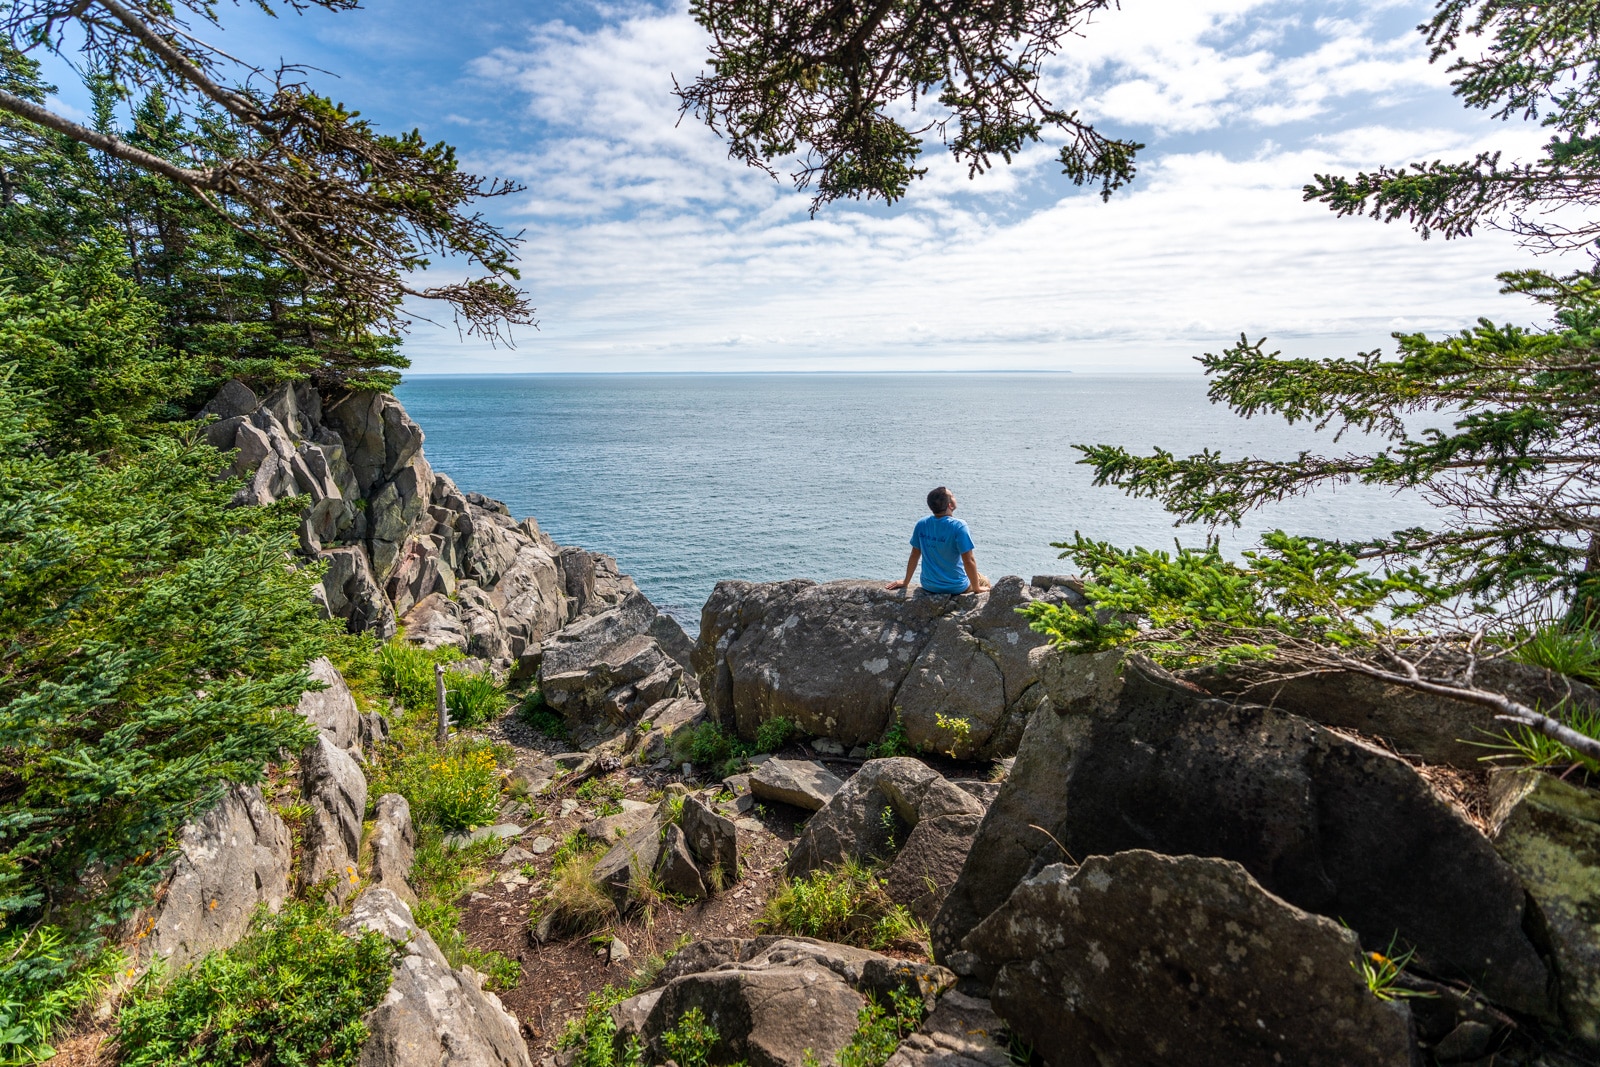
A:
[[759, 859, 926, 953]]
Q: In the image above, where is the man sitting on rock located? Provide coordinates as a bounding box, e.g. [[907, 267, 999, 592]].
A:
[[887, 486, 991, 596]]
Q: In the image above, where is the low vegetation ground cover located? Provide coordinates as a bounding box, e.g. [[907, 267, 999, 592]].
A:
[[758, 859, 924, 952], [115, 899, 395, 1067]]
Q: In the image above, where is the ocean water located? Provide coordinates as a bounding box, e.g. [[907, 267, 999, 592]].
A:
[[394, 374, 1441, 632]]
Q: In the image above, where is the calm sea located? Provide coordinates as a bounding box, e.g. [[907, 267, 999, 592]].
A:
[[394, 374, 1440, 632]]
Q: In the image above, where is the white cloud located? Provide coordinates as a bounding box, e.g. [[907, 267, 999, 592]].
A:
[[399, 0, 1564, 373]]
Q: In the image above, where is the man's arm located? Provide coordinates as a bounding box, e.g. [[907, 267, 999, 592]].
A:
[[887, 548, 921, 591], [962, 551, 990, 593]]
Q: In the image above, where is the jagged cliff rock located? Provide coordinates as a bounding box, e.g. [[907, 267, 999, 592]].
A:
[[201, 379, 645, 670], [692, 576, 1082, 758]]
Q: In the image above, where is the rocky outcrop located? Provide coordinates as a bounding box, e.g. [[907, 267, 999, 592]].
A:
[[137, 785, 291, 971], [539, 592, 695, 746], [297, 734, 368, 905], [342, 887, 532, 1067], [1488, 768, 1600, 1046], [693, 577, 1080, 757], [788, 757, 984, 879], [614, 937, 953, 1067], [298, 655, 362, 753], [884, 812, 984, 922], [202, 379, 643, 671], [370, 793, 418, 906], [934, 651, 1555, 1021], [963, 851, 1416, 1067]]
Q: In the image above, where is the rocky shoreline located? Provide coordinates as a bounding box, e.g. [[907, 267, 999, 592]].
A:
[[115, 383, 1600, 1067]]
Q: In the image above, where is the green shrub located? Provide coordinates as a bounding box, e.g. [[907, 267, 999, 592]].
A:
[[833, 987, 927, 1067], [422, 746, 502, 832], [760, 859, 925, 952], [754, 716, 798, 754], [445, 668, 506, 729], [663, 1007, 719, 1067], [376, 639, 463, 711], [0, 926, 121, 1064], [406, 835, 521, 990], [116, 900, 395, 1067], [670, 721, 752, 774], [1510, 622, 1600, 686]]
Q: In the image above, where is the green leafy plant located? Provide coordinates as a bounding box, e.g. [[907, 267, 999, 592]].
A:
[[376, 639, 462, 711], [445, 668, 506, 729], [576, 777, 625, 805], [837, 987, 927, 1067], [1351, 936, 1438, 1003], [1510, 622, 1600, 687], [419, 747, 503, 832], [933, 713, 973, 758], [516, 689, 567, 739], [670, 721, 752, 770], [115, 900, 396, 1067], [759, 859, 925, 952], [755, 716, 798, 753], [405, 834, 521, 990], [867, 715, 912, 759], [1474, 701, 1600, 775], [0, 926, 121, 1065], [663, 1007, 719, 1067]]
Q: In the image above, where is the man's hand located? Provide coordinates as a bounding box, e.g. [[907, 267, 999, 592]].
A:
[[886, 579, 908, 591]]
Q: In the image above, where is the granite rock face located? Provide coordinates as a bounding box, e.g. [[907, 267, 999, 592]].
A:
[[693, 577, 1082, 757], [298, 734, 368, 905], [343, 887, 532, 1067], [297, 656, 362, 753], [138, 785, 291, 970], [370, 793, 418, 905], [965, 851, 1416, 1067], [788, 757, 984, 879], [935, 652, 1555, 1020], [1489, 768, 1600, 1046], [200, 379, 642, 670]]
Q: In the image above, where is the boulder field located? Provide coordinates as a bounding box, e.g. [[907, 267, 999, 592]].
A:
[[132, 382, 1600, 1067]]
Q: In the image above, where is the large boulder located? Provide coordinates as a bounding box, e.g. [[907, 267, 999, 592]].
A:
[[749, 759, 844, 812], [1488, 768, 1600, 1046], [963, 851, 1416, 1067], [138, 785, 291, 970], [885, 812, 984, 922], [342, 887, 531, 1067], [297, 734, 368, 905], [788, 758, 984, 879], [693, 578, 1079, 757], [934, 652, 1555, 1020], [617, 937, 954, 1067]]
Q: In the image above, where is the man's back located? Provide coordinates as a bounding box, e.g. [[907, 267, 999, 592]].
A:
[[912, 514, 974, 593]]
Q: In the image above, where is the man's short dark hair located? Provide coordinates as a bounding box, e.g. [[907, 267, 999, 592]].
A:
[[927, 487, 953, 514]]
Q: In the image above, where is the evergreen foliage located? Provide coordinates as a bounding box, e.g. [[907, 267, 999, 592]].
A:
[[679, 0, 1141, 210], [115, 900, 396, 1067]]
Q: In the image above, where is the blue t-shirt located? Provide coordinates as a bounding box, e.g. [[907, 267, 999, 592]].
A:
[[911, 515, 975, 593]]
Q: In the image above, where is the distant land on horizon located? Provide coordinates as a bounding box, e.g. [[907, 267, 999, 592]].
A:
[[399, 368, 1098, 377]]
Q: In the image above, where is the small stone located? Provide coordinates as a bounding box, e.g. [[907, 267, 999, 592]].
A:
[[530, 836, 556, 855], [682, 762, 694, 778], [470, 891, 490, 901], [500, 845, 536, 866], [498, 872, 529, 887], [723, 773, 752, 796], [1434, 1020, 1496, 1061], [735, 818, 764, 834], [748, 753, 772, 766], [560, 799, 579, 817], [732, 794, 755, 814], [848, 746, 869, 759], [609, 937, 631, 965], [443, 823, 523, 850], [812, 738, 845, 755]]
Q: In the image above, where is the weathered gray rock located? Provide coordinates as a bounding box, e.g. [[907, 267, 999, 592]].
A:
[[886, 813, 983, 922], [1488, 768, 1600, 1046], [884, 992, 1010, 1067], [594, 822, 666, 908], [693, 577, 1081, 756], [444, 823, 523, 850], [655, 824, 708, 901], [342, 887, 531, 1067], [538, 593, 684, 745], [681, 795, 739, 886], [139, 785, 290, 970], [935, 651, 1554, 1020], [965, 851, 1415, 1067], [634, 696, 707, 762], [1187, 653, 1600, 770], [625, 937, 953, 1067], [370, 793, 417, 906], [298, 734, 368, 904], [749, 759, 844, 812], [788, 758, 984, 879], [319, 545, 396, 639], [298, 657, 361, 752], [583, 801, 657, 845]]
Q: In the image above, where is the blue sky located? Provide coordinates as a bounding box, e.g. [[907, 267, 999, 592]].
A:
[[49, 0, 1562, 372]]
